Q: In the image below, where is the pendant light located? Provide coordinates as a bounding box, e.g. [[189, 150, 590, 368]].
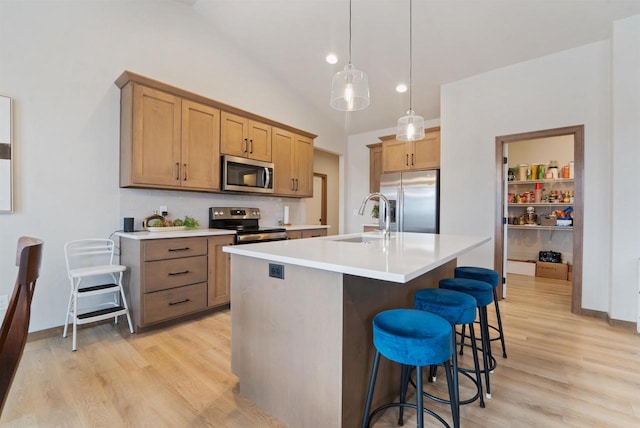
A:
[[396, 0, 424, 141], [330, 0, 370, 111]]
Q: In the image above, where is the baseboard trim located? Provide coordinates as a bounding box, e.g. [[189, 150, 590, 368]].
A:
[[580, 307, 638, 332], [27, 304, 232, 343]]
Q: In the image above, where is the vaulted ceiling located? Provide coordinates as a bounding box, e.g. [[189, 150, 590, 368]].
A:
[[184, 0, 640, 135]]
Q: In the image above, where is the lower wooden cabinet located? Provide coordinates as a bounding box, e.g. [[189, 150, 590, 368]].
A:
[[208, 235, 234, 307], [286, 228, 328, 240], [120, 234, 233, 331], [143, 283, 207, 325]]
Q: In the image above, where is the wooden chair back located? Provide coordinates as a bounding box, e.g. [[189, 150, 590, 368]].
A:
[[0, 237, 44, 416]]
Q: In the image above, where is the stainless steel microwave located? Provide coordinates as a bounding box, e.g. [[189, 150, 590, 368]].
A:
[[222, 155, 274, 194]]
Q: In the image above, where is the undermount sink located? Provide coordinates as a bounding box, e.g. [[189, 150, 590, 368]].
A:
[[331, 235, 391, 244]]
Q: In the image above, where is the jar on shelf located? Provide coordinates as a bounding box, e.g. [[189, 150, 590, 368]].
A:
[[534, 182, 542, 203], [518, 164, 529, 181], [548, 160, 559, 179]]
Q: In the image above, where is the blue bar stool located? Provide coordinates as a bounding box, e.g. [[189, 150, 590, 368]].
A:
[[361, 309, 456, 428], [439, 277, 494, 399], [455, 266, 507, 362], [412, 288, 485, 423]]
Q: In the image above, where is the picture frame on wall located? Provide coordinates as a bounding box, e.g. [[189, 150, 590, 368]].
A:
[[1, 95, 13, 213]]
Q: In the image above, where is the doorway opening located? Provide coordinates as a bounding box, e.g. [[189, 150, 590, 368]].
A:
[[495, 125, 584, 314], [305, 173, 327, 226]]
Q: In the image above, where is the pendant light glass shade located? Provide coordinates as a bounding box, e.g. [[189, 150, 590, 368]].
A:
[[396, 109, 425, 141], [330, 63, 370, 111], [396, 0, 424, 141], [330, 0, 370, 112]]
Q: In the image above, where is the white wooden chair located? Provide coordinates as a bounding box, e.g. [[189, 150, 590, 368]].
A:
[[63, 239, 133, 351]]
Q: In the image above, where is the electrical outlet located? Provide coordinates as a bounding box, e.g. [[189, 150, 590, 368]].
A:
[[160, 205, 168, 216], [269, 263, 284, 279], [0, 294, 8, 311]]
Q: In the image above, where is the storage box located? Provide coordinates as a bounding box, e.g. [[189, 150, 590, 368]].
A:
[[540, 217, 556, 226], [536, 261, 568, 280], [507, 259, 536, 276]]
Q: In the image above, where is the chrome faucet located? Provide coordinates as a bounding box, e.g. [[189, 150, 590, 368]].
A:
[[358, 192, 391, 238]]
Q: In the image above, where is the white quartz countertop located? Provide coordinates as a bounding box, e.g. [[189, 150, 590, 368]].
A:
[[116, 229, 235, 240], [116, 225, 329, 240], [223, 232, 490, 283]]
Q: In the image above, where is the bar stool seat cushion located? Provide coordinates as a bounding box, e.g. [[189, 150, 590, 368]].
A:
[[414, 288, 477, 326], [373, 309, 452, 367], [455, 266, 500, 288], [439, 278, 493, 307]]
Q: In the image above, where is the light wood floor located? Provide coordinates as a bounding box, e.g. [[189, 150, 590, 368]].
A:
[[1, 274, 639, 427]]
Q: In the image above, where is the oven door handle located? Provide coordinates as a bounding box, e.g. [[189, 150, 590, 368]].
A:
[[263, 167, 271, 189]]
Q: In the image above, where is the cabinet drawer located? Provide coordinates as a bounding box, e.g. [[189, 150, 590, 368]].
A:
[[144, 237, 207, 261], [143, 282, 207, 325], [144, 255, 207, 292]]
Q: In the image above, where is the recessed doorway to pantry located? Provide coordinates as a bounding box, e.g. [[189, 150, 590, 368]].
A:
[[495, 125, 584, 314]]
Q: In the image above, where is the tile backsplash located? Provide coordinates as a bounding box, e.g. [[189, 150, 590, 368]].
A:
[[118, 188, 305, 231]]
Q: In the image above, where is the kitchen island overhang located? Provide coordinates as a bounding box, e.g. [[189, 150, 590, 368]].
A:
[[224, 232, 490, 427]]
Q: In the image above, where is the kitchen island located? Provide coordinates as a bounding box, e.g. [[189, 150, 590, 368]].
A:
[[224, 232, 490, 427]]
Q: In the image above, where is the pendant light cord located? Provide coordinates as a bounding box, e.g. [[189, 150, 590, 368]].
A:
[[409, 0, 413, 110], [348, 0, 353, 65]]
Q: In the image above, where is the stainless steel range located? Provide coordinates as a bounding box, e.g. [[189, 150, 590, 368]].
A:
[[209, 207, 287, 244]]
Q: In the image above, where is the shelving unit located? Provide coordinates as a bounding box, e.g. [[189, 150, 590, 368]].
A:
[[508, 225, 573, 231], [508, 179, 574, 224]]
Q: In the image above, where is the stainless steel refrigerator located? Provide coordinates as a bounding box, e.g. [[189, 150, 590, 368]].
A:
[[379, 170, 439, 233]]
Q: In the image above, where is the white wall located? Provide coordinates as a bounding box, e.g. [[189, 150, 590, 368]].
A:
[[610, 15, 640, 322], [441, 40, 618, 317], [0, 0, 346, 332]]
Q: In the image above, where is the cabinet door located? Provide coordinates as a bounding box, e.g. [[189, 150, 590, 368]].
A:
[[181, 100, 221, 190], [208, 235, 234, 307], [301, 228, 327, 238], [369, 144, 382, 193], [412, 130, 440, 169], [248, 121, 272, 162], [220, 111, 248, 158], [272, 127, 295, 195], [382, 139, 410, 173], [132, 85, 182, 186], [295, 134, 314, 197], [286, 230, 302, 240]]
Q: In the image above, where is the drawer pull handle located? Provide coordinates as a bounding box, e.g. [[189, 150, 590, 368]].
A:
[[168, 270, 190, 276], [168, 247, 190, 252], [169, 298, 191, 306]]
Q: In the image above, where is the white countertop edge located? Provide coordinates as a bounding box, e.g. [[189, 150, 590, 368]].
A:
[[225, 247, 408, 283], [224, 233, 491, 283], [278, 225, 331, 231], [116, 229, 236, 240]]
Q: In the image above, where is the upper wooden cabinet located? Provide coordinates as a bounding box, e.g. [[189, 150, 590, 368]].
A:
[[272, 128, 314, 197], [181, 100, 221, 190], [381, 127, 440, 173], [220, 111, 272, 162], [120, 84, 220, 190], [367, 143, 382, 193], [116, 71, 316, 195]]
